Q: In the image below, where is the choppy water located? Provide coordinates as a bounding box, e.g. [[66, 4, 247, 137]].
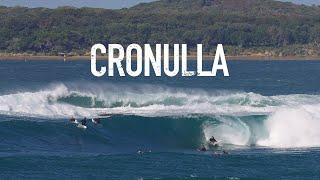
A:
[[0, 60, 320, 179]]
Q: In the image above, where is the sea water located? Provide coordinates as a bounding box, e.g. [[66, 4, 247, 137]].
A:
[[0, 60, 320, 179]]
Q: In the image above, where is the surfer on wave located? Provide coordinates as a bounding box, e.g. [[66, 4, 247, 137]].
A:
[[209, 136, 217, 144]]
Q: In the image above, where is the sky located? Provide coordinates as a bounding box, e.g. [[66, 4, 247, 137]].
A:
[[284, 0, 320, 5], [0, 0, 319, 9]]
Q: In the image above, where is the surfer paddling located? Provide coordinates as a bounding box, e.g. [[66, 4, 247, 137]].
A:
[[69, 117, 88, 129], [81, 118, 87, 126], [213, 150, 229, 157], [69, 116, 80, 124], [69, 117, 76, 123], [197, 145, 207, 152], [69, 116, 103, 125], [75, 117, 88, 129]]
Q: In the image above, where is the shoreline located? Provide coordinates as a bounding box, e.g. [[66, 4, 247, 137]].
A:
[[0, 55, 320, 61]]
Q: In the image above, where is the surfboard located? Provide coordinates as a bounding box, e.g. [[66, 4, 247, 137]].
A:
[[209, 140, 222, 147], [92, 118, 99, 124], [73, 120, 79, 124], [77, 124, 87, 129]]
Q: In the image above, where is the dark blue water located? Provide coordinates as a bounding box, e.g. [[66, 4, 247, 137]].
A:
[[0, 60, 320, 179], [1, 60, 319, 95]]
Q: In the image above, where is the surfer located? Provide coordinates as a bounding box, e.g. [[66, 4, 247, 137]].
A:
[[198, 145, 207, 152], [81, 117, 87, 126], [209, 136, 217, 144], [213, 150, 229, 157], [223, 150, 229, 155], [137, 149, 151, 155], [69, 117, 76, 123]]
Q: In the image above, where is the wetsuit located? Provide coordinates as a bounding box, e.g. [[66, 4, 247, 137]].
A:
[[198, 146, 207, 152], [210, 136, 217, 143], [81, 118, 87, 126], [70, 117, 75, 122]]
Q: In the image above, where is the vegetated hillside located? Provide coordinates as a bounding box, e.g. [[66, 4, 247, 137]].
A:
[[0, 0, 319, 56]]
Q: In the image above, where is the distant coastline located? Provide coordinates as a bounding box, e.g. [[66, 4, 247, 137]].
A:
[[1, 1, 320, 59], [1, 54, 320, 61]]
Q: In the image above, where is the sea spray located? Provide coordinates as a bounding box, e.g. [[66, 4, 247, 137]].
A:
[[258, 107, 320, 148], [202, 116, 251, 146]]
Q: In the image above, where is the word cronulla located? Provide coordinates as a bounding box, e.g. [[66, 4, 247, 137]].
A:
[[91, 44, 229, 77]]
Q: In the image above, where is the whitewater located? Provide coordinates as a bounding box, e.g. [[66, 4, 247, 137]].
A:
[[1, 82, 320, 148]]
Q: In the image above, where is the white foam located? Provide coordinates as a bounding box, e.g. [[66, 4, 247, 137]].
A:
[[0, 83, 320, 119], [203, 117, 251, 146], [0, 83, 279, 118], [0, 84, 96, 118], [257, 107, 320, 148]]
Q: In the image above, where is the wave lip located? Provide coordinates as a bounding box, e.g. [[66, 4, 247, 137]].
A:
[[0, 84, 96, 118], [0, 83, 320, 118], [1, 83, 317, 118]]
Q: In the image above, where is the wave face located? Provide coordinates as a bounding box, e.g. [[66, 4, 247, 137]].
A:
[[1, 83, 320, 149]]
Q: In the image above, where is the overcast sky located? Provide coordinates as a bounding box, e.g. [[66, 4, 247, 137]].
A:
[[284, 0, 320, 5], [0, 0, 318, 9]]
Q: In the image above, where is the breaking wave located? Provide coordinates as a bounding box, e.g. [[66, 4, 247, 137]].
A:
[[257, 107, 320, 148], [1, 83, 320, 149]]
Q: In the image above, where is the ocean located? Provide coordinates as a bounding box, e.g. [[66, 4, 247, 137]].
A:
[[0, 60, 320, 179]]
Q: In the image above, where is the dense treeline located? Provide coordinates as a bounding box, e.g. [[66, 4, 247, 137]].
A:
[[0, 0, 320, 56]]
